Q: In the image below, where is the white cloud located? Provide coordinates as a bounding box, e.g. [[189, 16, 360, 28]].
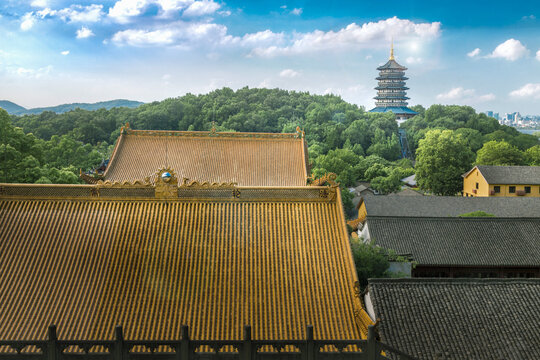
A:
[[436, 87, 495, 103], [108, 16, 438, 56], [279, 69, 299, 78], [108, 0, 152, 23], [249, 17, 441, 57], [509, 83, 540, 99], [236, 30, 284, 47], [57, 5, 104, 23], [30, 0, 49, 8], [61, 50, 70, 55], [488, 39, 528, 61], [536, 50, 540, 61], [218, 10, 231, 16], [14, 65, 52, 79], [108, 0, 219, 22], [290, 8, 302, 15], [20, 12, 36, 31], [467, 48, 481, 57], [111, 21, 227, 46], [183, 0, 220, 17], [156, 0, 193, 12], [76, 26, 95, 39]]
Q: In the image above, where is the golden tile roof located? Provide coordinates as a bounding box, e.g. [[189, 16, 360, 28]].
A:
[[0, 178, 370, 341], [102, 127, 309, 186]]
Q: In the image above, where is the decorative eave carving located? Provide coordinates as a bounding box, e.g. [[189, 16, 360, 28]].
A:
[[180, 177, 237, 189], [79, 170, 102, 184], [96, 179, 152, 187], [93, 168, 241, 199], [307, 172, 339, 187]]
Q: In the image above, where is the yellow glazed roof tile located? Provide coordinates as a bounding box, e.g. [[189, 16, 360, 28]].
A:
[[0, 185, 369, 341], [103, 129, 309, 186]]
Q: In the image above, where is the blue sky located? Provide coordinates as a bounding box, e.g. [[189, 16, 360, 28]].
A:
[[1, 0, 540, 114]]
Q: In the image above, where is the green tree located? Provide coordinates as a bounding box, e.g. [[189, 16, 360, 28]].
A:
[[350, 238, 391, 288], [476, 141, 525, 165], [525, 145, 540, 166], [415, 129, 475, 195]]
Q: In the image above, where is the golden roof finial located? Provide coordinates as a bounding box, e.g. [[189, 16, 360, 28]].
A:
[[389, 38, 395, 60]]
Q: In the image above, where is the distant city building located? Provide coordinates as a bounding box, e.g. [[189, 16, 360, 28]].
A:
[[369, 43, 417, 122], [483, 110, 500, 121]]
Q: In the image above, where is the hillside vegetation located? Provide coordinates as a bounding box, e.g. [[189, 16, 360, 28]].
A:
[[2, 88, 539, 210]]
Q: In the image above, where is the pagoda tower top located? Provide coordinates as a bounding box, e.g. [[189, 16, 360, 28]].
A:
[[389, 40, 394, 60]]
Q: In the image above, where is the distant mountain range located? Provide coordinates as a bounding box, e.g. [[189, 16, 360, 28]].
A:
[[0, 99, 144, 115]]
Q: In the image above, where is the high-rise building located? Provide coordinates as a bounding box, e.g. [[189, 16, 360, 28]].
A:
[[369, 43, 417, 122]]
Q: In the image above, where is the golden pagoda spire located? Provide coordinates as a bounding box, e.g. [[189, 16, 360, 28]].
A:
[[389, 39, 395, 60]]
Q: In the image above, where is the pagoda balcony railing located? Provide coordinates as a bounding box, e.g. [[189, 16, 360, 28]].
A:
[[0, 325, 419, 360], [375, 86, 408, 90], [375, 103, 409, 107], [376, 79, 407, 83], [376, 76, 409, 81], [375, 96, 410, 100]]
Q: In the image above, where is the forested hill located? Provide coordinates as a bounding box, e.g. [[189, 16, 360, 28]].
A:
[[2, 87, 539, 213], [0, 99, 143, 116]]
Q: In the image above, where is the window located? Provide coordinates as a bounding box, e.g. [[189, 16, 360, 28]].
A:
[[509, 186, 516, 193], [525, 186, 531, 193], [494, 186, 500, 193], [475, 182, 479, 189]]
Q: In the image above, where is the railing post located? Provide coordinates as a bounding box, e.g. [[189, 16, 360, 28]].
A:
[[305, 325, 314, 360], [180, 325, 190, 360], [47, 325, 57, 360], [243, 325, 252, 360], [114, 325, 124, 360], [366, 325, 377, 360]]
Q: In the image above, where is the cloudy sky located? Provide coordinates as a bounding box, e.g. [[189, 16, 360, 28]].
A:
[[1, 0, 540, 114]]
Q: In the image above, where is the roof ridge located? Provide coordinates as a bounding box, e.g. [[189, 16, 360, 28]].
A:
[[368, 278, 540, 284], [125, 129, 304, 140], [367, 215, 540, 220]]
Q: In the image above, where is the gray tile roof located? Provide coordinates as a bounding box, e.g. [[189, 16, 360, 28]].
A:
[[367, 217, 540, 266], [363, 196, 540, 217], [474, 165, 540, 185], [368, 278, 540, 360]]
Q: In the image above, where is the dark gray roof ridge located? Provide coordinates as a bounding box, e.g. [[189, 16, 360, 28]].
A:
[[368, 278, 540, 284]]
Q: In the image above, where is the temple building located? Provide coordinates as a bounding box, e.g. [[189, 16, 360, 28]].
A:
[[0, 128, 374, 342], [369, 44, 417, 122]]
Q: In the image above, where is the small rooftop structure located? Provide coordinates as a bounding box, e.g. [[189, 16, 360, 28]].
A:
[[366, 278, 540, 360]]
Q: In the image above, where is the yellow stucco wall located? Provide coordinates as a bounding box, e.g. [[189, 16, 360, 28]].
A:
[[463, 168, 490, 197], [463, 167, 540, 197]]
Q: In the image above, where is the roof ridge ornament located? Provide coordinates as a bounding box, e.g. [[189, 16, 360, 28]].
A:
[[389, 39, 394, 60], [155, 167, 179, 198], [120, 122, 131, 134], [307, 172, 339, 187], [295, 126, 305, 139]]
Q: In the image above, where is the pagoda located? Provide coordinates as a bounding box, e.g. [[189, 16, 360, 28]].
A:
[[369, 43, 417, 122]]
